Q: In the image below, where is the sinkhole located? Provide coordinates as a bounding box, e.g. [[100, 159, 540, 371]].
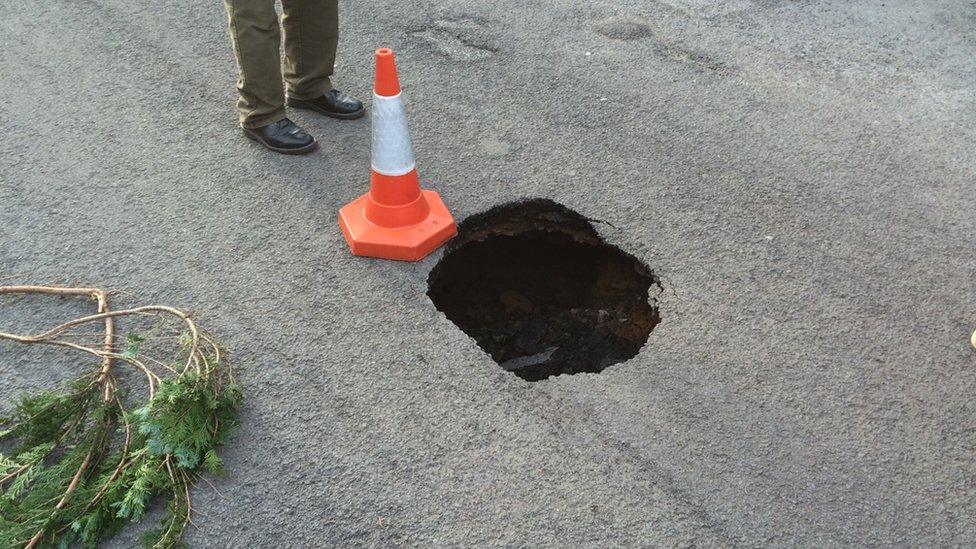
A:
[[427, 199, 661, 381]]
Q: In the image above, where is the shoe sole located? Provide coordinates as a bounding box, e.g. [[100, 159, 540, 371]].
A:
[[286, 97, 366, 120], [242, 128, 319, 155]]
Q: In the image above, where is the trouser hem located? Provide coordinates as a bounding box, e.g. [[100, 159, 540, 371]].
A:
[[286, 78, 335, 101], [240, 108, 287, 129]]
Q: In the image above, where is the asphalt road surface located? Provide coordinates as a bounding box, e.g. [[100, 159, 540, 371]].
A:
[[2, 0, 975, 546]]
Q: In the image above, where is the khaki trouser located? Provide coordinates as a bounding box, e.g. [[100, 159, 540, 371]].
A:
[[224, 0, 338, 128]]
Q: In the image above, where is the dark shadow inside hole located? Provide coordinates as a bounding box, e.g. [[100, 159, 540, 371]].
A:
[[427, 199, 661, 381]]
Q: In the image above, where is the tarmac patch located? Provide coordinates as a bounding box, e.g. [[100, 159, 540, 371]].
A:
[[411, 19, 497, 61], [427, 199, 660, 381], [593, 16, 654, 40], [480, 137, 512, 157], [654, 42, 733, 74]]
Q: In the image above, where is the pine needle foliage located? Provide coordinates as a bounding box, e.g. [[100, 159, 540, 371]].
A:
[[0, 330, 241, 548]]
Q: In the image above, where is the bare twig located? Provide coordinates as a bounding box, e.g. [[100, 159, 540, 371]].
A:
[[0, 286, 105, 298], [0, 287, 202, 393]]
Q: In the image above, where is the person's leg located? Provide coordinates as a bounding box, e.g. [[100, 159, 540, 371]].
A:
[[280, 0, 364, 119], [224, 0, 287, 128], [280, 0, 338, 100]]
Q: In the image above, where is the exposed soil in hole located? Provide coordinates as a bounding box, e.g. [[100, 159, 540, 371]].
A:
[[427, 199, 661, 381]]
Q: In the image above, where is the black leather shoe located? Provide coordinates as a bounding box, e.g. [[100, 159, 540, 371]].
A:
[[287, 89, 366, 120], [242, 118, 318, 155]]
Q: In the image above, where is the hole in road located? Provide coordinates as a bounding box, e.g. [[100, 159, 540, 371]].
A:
[[427, 199, 661, 381]]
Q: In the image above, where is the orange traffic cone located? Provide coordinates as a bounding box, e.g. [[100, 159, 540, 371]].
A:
[[338, 48, 457, 261]]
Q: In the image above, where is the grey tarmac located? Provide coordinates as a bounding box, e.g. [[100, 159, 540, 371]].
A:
[[1, 0, 974, 546]]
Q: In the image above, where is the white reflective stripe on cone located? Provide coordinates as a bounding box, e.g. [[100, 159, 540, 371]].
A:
[[371, 92, 417, 177]]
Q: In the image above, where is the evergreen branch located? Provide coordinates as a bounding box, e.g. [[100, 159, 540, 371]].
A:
[[0, 285, 241, 548]]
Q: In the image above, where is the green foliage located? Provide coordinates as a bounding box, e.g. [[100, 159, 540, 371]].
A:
[[0, 334, 241, 548], [122, 334, 146, 359], [1, 375, 98, 452]]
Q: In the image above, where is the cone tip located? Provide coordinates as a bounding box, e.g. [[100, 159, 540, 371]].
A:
[[374, 48, 401, 96]]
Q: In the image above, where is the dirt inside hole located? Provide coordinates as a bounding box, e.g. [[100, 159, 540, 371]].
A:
[[427, 199, 661, 381]]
